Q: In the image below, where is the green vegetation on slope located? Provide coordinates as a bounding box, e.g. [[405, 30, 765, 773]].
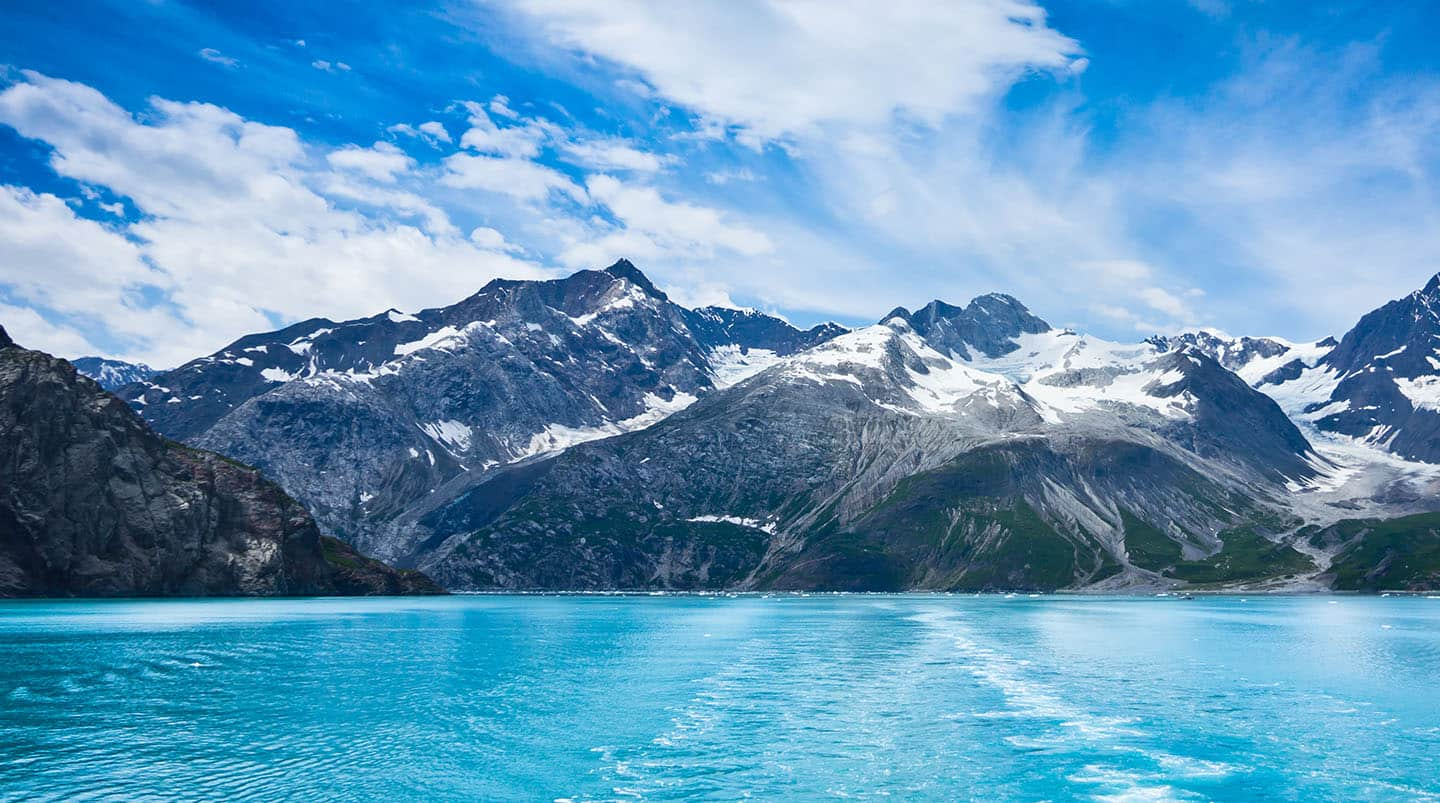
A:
[[1119, 508, 1183, 571], [831, 449, 1080, 591], [1320, 512, 1440, 591], [1165, 527, 1313, 585]]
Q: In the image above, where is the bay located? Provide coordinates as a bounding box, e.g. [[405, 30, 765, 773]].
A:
[[1, 595, 1437, 801]]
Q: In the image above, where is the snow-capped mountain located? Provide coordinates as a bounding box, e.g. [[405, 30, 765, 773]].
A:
[[115, 260, 845, 560], [1279, 275, 1440, 463], [1146, 331, 1334, 387], [414, 295, 1326, 590], [70, 357, 156, 390], [1159, 275, 1440, 493], [97, 262, 1440, 592]]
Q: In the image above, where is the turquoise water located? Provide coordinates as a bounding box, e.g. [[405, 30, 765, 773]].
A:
[[1, 595, 1438, 801]]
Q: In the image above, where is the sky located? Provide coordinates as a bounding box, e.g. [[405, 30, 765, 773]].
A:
[[1, 0, 1439, 366]]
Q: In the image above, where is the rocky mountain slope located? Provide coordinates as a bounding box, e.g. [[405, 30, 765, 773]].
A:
[[0, 327, 440, 597], [412, 300, 1328, 591], [116, 260, 845, 561], [1160, 276, 1440, 465], [95, 262, 1440, 592], [71, 357, 157, 390]]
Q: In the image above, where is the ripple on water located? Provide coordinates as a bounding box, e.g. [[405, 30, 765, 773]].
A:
[[0, 596, 1437, 800]]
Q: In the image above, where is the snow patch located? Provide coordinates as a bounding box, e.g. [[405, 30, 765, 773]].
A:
[[513, 391, 699, 461], [570, 283, 651, 327], [1395, 375, 1440, 412], [707, 345, 782, 388], [394, 325, 472, 356], [422, 419, 473, 453], [687, 515, 776, 534]]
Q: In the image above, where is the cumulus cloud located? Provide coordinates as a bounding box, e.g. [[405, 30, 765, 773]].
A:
[[0, 71, 772, 362], [1136, 287, 1192, 321], [326, 141, 416, 183], [418, 121, 452, 142], [483, 1, 1440, 340], [388, 120, 454, 147], [497, 0, 1082, 144], [0, 302, 102, 357], [458, 99, 552, 157], [441, 152, 586, 201], [560, 139, 672, 172], [557, 174, 773, 267], [0, 71, 552, 364], [0, 185, 172, 353], [488, 95, 520, 120]]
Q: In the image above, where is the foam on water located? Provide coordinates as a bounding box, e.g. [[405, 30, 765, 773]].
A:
[[1, 595, 1438, 800]]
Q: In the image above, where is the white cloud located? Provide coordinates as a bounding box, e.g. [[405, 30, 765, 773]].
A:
[[441, 152, 586, 202], [498, 0, 1082, 143], [198, 48, 238, 68], [489, 95, 520, 120], [0, 72, 554, 365], [1137, 286, 1191, 320], [0, 185, 173, 352], [469, 226, 523, 252], [704, 168, 757, 185], [561, 139, 671, 172], [457, 99, 553, 158], [483, 1, 1440, 341], [0, 303, 101, 357], [326, 141, 415, 183], [317, 174, 456, 236], [418, 120, 452, 143], [388, 120, 453, 147], [557, 174, 772, 267]]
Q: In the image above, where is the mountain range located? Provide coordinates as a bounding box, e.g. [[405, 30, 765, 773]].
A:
[[68, 357, 157, 390], [55, 260, 1440, 592]]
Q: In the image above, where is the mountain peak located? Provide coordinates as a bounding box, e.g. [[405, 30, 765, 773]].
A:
[[0, 325, 13, 350], [882, 306, 911, 325], [882, 292, 1050, 359], [917, 299, 965, 319], [969, 292, 1027, 309], [603, 258, 667, 301], [1420, 272, 1440, 301]]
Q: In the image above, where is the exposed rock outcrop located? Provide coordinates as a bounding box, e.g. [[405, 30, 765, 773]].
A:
[[0, 327, 441, 597]]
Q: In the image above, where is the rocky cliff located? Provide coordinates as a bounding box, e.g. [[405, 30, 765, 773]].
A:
[[0, 327, 441, 597]]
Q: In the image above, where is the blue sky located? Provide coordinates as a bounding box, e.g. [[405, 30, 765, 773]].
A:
[[1, 0, 1439, 365]]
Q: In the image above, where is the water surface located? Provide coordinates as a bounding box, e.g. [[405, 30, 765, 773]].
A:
[[1, 594, 1437, 801]]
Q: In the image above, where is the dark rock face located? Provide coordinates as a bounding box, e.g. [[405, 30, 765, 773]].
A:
[[116, 261, 848, 561], [414, 322, 1320, 591], [1143, 348, 1317, 482], [1147, 332, 1292, 374], [885, 294, 1051, 360], [0, 330, 440, 597], [1302, 274, 1440, 462], [70, 357, 156, 390], [683, 305, 846, 357], [58, 264, 1440, 593]]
